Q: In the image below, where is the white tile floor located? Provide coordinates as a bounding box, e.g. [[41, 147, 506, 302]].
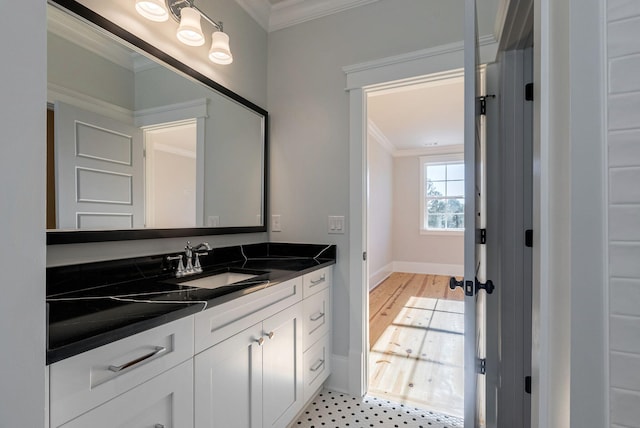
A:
[[291, 389, 463, 428]]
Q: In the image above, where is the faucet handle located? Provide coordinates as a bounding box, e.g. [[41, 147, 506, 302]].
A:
[[193, 251, 207, 274], [166, 255, 185, 277]]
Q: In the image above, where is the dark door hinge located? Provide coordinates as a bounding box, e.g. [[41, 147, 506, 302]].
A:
[[478, 358, 487, 375], [525, 376, 532, 394], [525, 83, 534, 101], [479, 94, 496, 115], [525, 229, 533, 247], [362, 251, 367, 261], [478, 228, 487, 244]]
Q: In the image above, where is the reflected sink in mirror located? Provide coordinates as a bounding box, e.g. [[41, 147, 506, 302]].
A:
[[179, 272, 259, 290]]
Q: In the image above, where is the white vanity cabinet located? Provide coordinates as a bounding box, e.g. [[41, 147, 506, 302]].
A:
[[49, 316, 194, 428], [301, 267, 332, 403], [194, 281, 304, 428], [48, 265, 334, 428]]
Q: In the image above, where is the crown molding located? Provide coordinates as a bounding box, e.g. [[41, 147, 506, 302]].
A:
[[269, 0, 381, 31], [234, 0, 381, 32], [48, 5, 135, 70], [367, 119, 396, 154]]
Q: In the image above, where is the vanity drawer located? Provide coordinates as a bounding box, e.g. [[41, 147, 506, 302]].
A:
[[49, 316, 194, 428], [194, 277, 301, 353], [58, 359, 193, 428], [302, 266, 332, 298], [303, 334, 331, 403], [302, 286, 331, 351]]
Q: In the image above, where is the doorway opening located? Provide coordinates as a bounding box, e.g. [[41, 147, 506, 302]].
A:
[[365, 70, 467, 419], [143, 120, 198, 228]]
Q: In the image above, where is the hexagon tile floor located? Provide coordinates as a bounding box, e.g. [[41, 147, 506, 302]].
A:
[[291, 389, 464, 428]]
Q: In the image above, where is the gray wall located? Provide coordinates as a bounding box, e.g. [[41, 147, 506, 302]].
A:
[[267, 0, 498, 358], [0, 1, 46, 426]]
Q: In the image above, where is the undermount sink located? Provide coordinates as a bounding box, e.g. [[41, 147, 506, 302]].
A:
[[180, 272, 259, 290]]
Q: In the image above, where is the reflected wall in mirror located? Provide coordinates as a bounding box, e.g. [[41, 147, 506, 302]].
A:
[[46, 1, 267, 243]]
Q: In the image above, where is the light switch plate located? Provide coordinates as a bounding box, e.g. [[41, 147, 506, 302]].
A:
[[328, 215, 345, 234], [272, 214, 282, 232]]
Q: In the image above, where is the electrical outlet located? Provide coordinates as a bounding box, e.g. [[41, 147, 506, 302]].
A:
[[271, 214, 282, 232]]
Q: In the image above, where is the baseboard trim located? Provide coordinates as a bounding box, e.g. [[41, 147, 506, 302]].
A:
[[392, 261, 464, 277], [369, 263, 393, 290], [326, 354, 349, 393]]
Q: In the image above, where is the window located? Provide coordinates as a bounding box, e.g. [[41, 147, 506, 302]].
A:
[[421, 156, 464, 232]]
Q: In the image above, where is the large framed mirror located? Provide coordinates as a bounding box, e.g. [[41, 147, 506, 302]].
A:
[[46, 0, 268, 244]]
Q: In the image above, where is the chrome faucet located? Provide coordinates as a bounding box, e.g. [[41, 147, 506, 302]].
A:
[[167, 241, 211, 278]]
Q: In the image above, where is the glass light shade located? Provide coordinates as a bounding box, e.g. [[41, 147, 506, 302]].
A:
[[208, 31, 233, 64], [176, 7, 205, 46], [135, 0, 169, 22]]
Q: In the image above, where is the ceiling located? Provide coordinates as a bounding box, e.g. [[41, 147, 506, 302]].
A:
[[367, 75, 464, 155]]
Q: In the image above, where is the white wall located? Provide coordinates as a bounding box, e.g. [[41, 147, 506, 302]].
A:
[[0, 1, 46, 426], [367, 132, 394, 288], [606, 1, 640, 427], [268, 0, 498, 359], [534, 0, 608, 426], [392, 155, 464, 275]]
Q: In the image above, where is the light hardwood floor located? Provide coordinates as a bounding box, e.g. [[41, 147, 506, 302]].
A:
[[368, 272, 465, 418]]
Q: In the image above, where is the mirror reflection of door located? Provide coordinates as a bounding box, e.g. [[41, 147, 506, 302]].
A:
[[144, 121, 197, 228], [53, 101, 144, 230]]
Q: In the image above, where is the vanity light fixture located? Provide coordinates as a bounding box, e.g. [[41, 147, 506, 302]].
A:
[[135, 0, 169, 22], [135, 0, 233, 64]]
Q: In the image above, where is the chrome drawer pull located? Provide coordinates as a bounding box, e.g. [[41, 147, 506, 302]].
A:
[[108, 346, 166, 373], [310, 359, 325, 372], [310, 312, 325, 322], [309, 274, 326, 286]]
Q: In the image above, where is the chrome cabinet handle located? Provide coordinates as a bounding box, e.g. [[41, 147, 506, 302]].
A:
[[309, 274, 326, 286], [108, 346, 166, 372], [255, 337, 265, 346], [310, 312, 325, 322], [310, 359, 325, 372], [265, 331, 275, 339]]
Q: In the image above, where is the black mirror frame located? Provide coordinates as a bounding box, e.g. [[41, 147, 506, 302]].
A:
[[46, 0, 268, 245]]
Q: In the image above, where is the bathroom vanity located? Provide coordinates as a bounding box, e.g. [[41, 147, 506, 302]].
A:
[[46, 242, 335, 428]]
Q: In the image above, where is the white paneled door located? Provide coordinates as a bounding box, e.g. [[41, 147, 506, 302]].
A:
[[54, 101, 143, 229], [462, 0, 494, 426]]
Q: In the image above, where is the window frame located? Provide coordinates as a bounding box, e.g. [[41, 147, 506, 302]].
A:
[[419, 153, 465, 235]]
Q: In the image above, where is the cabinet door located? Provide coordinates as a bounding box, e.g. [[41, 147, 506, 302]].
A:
[[262, 303, 303, 428], [194, 323, 263, 428], [60, 359, 193, 428]]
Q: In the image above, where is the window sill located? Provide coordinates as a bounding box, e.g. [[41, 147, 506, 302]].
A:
[[420, 229, 464, 237]]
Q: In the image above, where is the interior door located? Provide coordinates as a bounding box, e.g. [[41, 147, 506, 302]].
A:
[[463, 0, 491, 426], [54, 101, 143, 229]]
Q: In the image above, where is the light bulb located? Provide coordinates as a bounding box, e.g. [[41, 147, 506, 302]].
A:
[[135, 0, 169, 22], [176, 7, 205, 46], [208, 31, 233, 64]]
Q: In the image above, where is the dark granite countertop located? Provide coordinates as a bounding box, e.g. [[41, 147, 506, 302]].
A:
[[46, 242, 336, 364]]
